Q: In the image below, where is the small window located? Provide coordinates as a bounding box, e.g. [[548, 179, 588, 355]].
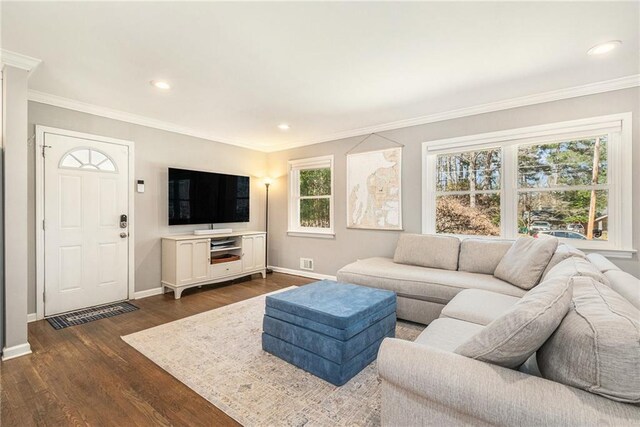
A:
[[288, 155, 334, 236], [59, 148, 117, 172]]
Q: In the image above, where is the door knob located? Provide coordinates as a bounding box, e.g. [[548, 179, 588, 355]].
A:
[[120, 232, 128, 238]]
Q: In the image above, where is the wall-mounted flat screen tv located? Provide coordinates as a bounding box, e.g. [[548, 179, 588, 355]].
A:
[[168, 168, 250, 225]]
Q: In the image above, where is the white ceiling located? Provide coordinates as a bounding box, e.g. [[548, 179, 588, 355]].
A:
[[2, 2, 639, 151]]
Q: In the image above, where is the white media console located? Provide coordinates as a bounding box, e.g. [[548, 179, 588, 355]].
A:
[[161, 231, 266, 299]]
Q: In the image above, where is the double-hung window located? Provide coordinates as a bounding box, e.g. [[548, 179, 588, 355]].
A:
[[423, 114, 633, 255], [288, 155, 334, 237]]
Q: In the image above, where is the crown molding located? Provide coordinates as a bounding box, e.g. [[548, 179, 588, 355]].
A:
[[0, 49, 42, 74], [27, 90, 262, 151], [27, 74, 640, 154], [266, 74, 640, 152]]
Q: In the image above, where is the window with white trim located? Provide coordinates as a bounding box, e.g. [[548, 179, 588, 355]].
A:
[[288, 155, 334, 236], [423, 114, 633, 254]]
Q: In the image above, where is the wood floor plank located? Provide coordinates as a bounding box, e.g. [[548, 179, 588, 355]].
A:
[[1, 273, 314, 427]]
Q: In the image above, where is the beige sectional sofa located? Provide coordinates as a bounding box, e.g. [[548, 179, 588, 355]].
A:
[[337, 236, 524, 324], [337, 234, 640, 426]]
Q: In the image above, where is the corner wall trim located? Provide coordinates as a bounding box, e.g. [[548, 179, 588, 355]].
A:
[[2, 343, 33, 361], [267, 74, 640, 151], [133, 287, 164, 300], [27, 313, 37, 323], [0, 49, 42, 74], [268, 266, 337, 281], [28, 90, 258, 151]]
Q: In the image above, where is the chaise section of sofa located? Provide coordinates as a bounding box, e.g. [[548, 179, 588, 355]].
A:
[[337, 257, 525, 324], [336, 235, 527, 324]]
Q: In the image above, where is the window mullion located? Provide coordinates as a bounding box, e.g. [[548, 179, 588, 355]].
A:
[[503, 144, 518, 240]]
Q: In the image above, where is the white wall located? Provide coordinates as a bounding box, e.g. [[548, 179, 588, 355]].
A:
[[266, 88, 640, 279], [27, 102, 268, 313]]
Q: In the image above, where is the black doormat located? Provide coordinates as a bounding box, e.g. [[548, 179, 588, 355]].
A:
[[46, 301, 139, 330]]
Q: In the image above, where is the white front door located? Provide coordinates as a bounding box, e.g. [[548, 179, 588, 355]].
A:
[[43, 132, 130, 316]]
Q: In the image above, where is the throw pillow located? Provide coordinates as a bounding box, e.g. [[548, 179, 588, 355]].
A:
[[393, 234, 460, 271], [537, 276, 640, 403], [454, 275, 572, 369], [541, 244, 586, 279], [494, 236, 558, 290]]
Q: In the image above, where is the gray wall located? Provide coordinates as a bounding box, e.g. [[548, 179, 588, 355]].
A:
[[27, 102, 268, 314], [24, 87, 640, 316], [266, 87, 640, 279], [3, 66, 30, 352]]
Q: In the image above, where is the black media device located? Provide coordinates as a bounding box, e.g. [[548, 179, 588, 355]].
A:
[[168, 167, 250, 225]]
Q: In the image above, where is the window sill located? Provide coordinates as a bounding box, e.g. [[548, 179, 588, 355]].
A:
[[579, 248, 637, 259], [287, 230, 335, 239]]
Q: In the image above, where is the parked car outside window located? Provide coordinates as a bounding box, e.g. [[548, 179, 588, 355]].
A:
[[530, 221, 552, 231], [539, 230, 587, 240]]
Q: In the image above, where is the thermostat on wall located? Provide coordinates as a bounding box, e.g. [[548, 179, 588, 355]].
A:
[[137, 180, 145, 193]]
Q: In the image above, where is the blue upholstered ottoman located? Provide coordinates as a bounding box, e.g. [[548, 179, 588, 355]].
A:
[[262, 280, 396, 386]]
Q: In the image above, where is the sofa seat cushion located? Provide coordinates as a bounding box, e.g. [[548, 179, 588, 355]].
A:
[[494, 236, 559, 290], [440, 289, 520, 326], [587, 253, 622, 273], [603, 270, 640, 310], [537, 276, 640, 403], [414, 318, 485, 352], [336, 257, 526, 306], [393, 234, 460, 271], [455, 275, 573, 369], [458, 239, 513, 275]]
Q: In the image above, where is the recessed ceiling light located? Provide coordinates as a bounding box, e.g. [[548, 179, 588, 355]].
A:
[[587, 40, 622, 56], [150, 80, 171, 90], [278, 123, 290, 131]]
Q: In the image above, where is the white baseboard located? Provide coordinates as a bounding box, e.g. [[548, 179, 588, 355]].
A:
[[133, 287, 164, 300], [27, 313, 37, 323], [269, 266, 337, 281], [2, 343, 32, 361]]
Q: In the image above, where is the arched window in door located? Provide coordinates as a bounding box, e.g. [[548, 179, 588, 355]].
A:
[[59, 148, 117, 172]]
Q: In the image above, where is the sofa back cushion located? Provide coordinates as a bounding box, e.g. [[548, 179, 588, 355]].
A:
[[604, 269, 640, 310], [494, 236, 558, 290], [393, 234, 460, 271], [541, 244, 586, 279], [458, 239, 513, 275], [544, 256, 610, 287], [454, 274, 572, 369], [537, 276, 640, 403], [586, 253, 622, 273]]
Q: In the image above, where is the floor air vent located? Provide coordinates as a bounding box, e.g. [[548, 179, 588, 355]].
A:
[[300, 258, 314, 271]]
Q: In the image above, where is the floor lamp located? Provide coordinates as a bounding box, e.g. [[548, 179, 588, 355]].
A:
[[264, 178, 273, 274]]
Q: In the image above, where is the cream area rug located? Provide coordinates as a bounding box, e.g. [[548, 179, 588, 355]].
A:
[[122, 287, 424, 427]]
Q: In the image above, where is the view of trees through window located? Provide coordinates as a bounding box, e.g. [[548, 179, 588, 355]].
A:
[[518, 136, 608, 240], [435, 148, 502, 236], [433, 136, 608, 240], [299, 168, 331, 228]]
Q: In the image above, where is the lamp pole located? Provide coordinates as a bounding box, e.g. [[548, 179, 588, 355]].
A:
[[265, 181, 273, 274]]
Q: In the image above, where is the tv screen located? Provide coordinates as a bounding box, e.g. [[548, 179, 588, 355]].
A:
[[168, 168, 250, 225]]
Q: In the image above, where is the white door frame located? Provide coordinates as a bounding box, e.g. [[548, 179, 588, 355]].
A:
[[35, 125, 135, 320]]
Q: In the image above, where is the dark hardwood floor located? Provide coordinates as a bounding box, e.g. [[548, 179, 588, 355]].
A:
[[1, 273, 314, 427]]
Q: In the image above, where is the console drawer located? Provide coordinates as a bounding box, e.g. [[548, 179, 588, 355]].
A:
[[210, 260, 242, 278]]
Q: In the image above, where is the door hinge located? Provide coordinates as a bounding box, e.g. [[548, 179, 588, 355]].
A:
[[41, 144, 51, 157], [42, 219, 46, 231], [43, 292, 46, 303]]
